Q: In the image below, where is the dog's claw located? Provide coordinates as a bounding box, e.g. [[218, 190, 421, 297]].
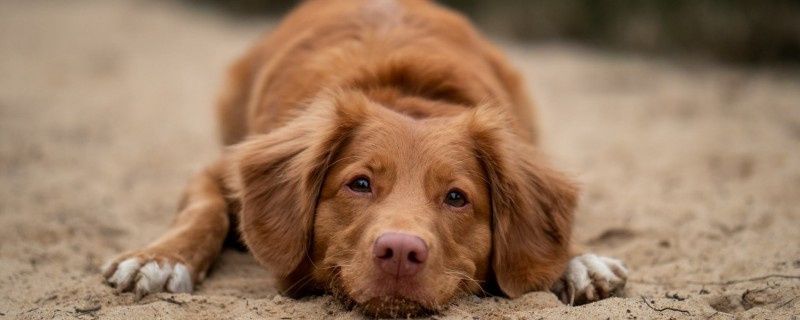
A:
[[103, 255, 193, 297], [552, 253, 628, 305]]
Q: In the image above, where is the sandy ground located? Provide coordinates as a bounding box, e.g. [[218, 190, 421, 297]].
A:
[[1, 0, 799, 319]]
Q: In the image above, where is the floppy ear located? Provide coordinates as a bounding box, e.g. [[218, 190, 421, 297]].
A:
[[230, 91, 370, 293], [467, 107, 578, 298]]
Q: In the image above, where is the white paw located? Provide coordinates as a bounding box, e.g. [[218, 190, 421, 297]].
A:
[[551, 254, 628, 305], [102, 257, 193, 298]]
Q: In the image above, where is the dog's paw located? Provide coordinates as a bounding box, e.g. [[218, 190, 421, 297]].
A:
[[102, 252, 193, 298], [551, 253, 628, 305]]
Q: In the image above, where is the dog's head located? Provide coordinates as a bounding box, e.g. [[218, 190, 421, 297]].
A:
[[232, 90, 576, 317]]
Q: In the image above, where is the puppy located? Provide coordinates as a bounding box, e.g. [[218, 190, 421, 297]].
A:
[[102, 0, 627, 316]]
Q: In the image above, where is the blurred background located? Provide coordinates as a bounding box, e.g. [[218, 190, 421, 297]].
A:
[[192, 0, 800, 65]]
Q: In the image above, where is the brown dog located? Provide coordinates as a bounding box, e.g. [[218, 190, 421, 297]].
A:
[[102, 0, 627, 316]]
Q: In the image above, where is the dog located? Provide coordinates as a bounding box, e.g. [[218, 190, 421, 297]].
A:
[[102, 0, 627, 316]]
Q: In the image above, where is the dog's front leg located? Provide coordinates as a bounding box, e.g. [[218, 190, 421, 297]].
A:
[[102, 159, 231, 298], [551, 253, 629, 305]]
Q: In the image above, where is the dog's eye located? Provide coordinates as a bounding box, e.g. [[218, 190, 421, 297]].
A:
[[444, 189, 468, 208], [347, 176, 372, 193]]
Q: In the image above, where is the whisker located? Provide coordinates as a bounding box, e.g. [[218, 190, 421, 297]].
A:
[[282, 273, 314, 293]]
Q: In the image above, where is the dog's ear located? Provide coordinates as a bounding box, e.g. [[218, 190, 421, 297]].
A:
[[466, 106, 578, 298], [230, 90, 370, 294]]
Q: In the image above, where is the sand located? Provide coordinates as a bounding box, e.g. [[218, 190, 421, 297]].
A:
[[1, 0, 799, 319]]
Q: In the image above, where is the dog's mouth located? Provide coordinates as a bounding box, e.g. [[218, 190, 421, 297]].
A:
[[333, 289, 434, 318], [329, 266, 439, 318], [357, 295, 433, 318]]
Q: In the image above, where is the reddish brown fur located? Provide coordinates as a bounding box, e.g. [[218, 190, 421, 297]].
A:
[[107, 0, 578, 316]]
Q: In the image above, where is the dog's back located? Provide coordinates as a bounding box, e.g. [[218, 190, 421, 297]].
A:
[[215, 0, 538, 145]]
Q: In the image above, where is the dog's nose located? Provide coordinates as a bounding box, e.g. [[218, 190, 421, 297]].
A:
[[373, 232, 428, 277]]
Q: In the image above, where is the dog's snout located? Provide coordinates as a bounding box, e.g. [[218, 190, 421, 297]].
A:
[[373, 232, 428, 277]]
